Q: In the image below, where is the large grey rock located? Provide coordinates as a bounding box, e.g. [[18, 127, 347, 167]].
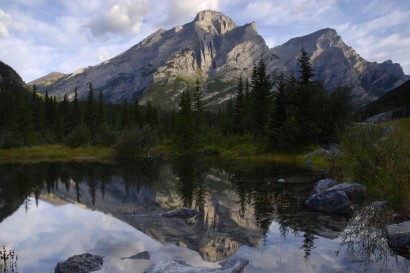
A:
[[55, 253, 103, 273], [326, 182, 366, 200], [305, 191, 353, 215], [143, 259, 249, 273], [312, 178, 337, 194], [161, 207, 198, 219], [272, 28, 408, 103], [386, 221, 410, 250]]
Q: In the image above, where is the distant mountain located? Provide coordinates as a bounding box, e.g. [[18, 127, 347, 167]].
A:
[[29, 72, 66, 88], [38, 10, 280, 108], [356, 80, 410, 121], [272, 28, 408, 104]]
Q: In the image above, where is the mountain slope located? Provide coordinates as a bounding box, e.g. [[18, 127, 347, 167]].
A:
[[0, 60, 28, 90], [271, 28, 408, 103], [28, 72, 66, 88], [40, 10, 280, 108], [356, 80, 410, 120]]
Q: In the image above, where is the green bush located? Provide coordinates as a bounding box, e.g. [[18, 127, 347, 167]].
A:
[[114, 125, 158, 158], [92, 123, 118, 147], [64, 124, 91, 148], [340, 124, 410, 215]]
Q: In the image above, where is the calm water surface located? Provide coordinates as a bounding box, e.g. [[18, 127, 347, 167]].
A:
[[0, 157, 408, 272]]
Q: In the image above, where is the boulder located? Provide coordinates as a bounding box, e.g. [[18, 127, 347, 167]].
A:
[[305, 191, 353, 215], [369, 201, 388, 210], [55, 253, 103, 273], [160, 207, 198, 219], [386, 221, 410, 250], [326, 183, 366, 200], [143, 259, 249, 273], [121, 251, 150, 260], [312, 178, 337, 194]]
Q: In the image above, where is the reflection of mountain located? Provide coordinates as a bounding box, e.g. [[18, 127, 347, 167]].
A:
[[0, 159, 348, 263], [40, 164, 263, 262]]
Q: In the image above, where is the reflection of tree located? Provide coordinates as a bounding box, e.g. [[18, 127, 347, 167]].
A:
[[339, 206, 409, 270], [173, 155, 207, 210], [301, 231, 317, 260]]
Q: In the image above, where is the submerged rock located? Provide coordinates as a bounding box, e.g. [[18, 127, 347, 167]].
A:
[[326, 183, 366, 200], [55, 253, 103, 273], [143, 259, 249, 273], [305, 191, 353, 215], [386, 221, 410, 250], [121, 251, 150, 260], [160, 207, 198, 219], [312, 178, 337, 194]]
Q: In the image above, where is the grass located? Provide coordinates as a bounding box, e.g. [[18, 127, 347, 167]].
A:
[[0, 145, 114, 163]]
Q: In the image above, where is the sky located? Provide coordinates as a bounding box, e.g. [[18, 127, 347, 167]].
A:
[[0, 0, 409, 83]]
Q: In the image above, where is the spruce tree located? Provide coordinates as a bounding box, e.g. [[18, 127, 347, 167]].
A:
[[298, 47, 315, 86], [233, 77, 245, 133], [176, 90, 194, 151], [85, 83, 97, 134]]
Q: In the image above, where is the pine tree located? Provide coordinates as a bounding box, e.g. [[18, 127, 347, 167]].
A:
[[85, 83, 97, 135], [97, 89, 105, 126], [233, 77, 245, 133], [192, 79, 203, 132], [71, 87, 81, 129], [298, 47, 315, 86], [176, 90, 194, 151]]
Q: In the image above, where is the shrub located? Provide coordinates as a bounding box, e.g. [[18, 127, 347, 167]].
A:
[[92, 123, 118, 147], [340, 124, 410, 215], [64, 123, 91, 148], [114, 125, 158, 158]]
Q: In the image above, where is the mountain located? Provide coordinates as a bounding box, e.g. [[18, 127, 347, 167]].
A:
[[28, 71, 66, 88], [356, 80, 410, 121], [272, 28, 408, 104], [0, 60, 28, 90], [39, 10, 280, 108]]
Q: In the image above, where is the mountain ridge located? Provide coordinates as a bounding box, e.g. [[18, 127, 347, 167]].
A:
[[29, 10, 408, 108]]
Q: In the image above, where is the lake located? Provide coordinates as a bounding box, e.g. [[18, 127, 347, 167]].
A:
[[0, 157, 408, 272]]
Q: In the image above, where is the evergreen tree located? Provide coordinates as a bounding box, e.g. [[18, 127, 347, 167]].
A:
[[251, 59, 273, 136], [233, 77, 245, 133], [176, 90, 194, 151], [97, 89, 105, 126], [85, 83, 97, 134], [298, 47, 315, 86]]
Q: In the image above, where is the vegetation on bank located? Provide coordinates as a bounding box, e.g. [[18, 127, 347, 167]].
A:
[[339, 118, 410, 216]]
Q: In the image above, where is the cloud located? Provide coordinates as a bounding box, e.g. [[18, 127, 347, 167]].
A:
[[162, 0, 220, 26], [83, 0, 151, 39], [0, 9, 12, 38]]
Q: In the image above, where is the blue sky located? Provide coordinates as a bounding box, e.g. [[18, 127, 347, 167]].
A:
[[1, 0, 409, 82]]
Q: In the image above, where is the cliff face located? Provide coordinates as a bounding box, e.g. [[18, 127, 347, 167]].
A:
[[40, 10, 280, 108], [272, 28, 408, 101]]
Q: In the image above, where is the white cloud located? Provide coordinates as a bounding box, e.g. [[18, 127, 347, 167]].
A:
[[0, 9, 12, 38], [162, 0, 220, 26], [83, 0, 151, 39]]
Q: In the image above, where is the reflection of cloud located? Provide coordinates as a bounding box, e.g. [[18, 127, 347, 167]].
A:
[[0, 198, 215, 273]]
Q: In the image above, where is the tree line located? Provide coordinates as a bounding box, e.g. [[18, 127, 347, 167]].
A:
[[0, 48, 352, 155]]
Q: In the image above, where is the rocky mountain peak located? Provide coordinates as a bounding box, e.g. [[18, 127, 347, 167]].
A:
[[194, 10, 236, 35]]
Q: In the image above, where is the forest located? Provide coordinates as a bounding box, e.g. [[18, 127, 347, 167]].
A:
[[0, 49, 351, 157]]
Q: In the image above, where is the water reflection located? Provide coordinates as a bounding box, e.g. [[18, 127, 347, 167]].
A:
[[0, 159, 408, 272]]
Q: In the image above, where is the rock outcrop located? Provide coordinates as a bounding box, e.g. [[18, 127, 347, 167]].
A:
[[143, 259, 249, 273], [272, 28, 408, 104], [55, 253, 103, 273], [305, 191, 353, 215]]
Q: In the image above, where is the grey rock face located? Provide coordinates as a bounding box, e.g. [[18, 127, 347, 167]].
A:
[[143, 259, 249, 273], [272, 28, 408, 102], [40, 10, 280, 108], [386, 221, 410, 250], [312, 178, 337, 194], [160, 207, 198, 219], [55, 253, 103, 273], [305, 191, 353, 215], [326, 182, 366, 200]]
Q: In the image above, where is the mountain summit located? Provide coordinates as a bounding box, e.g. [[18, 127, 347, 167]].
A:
[[42, 10, 279, 108], [36, 12, 408, 107], [272, 28, 408, 102]]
